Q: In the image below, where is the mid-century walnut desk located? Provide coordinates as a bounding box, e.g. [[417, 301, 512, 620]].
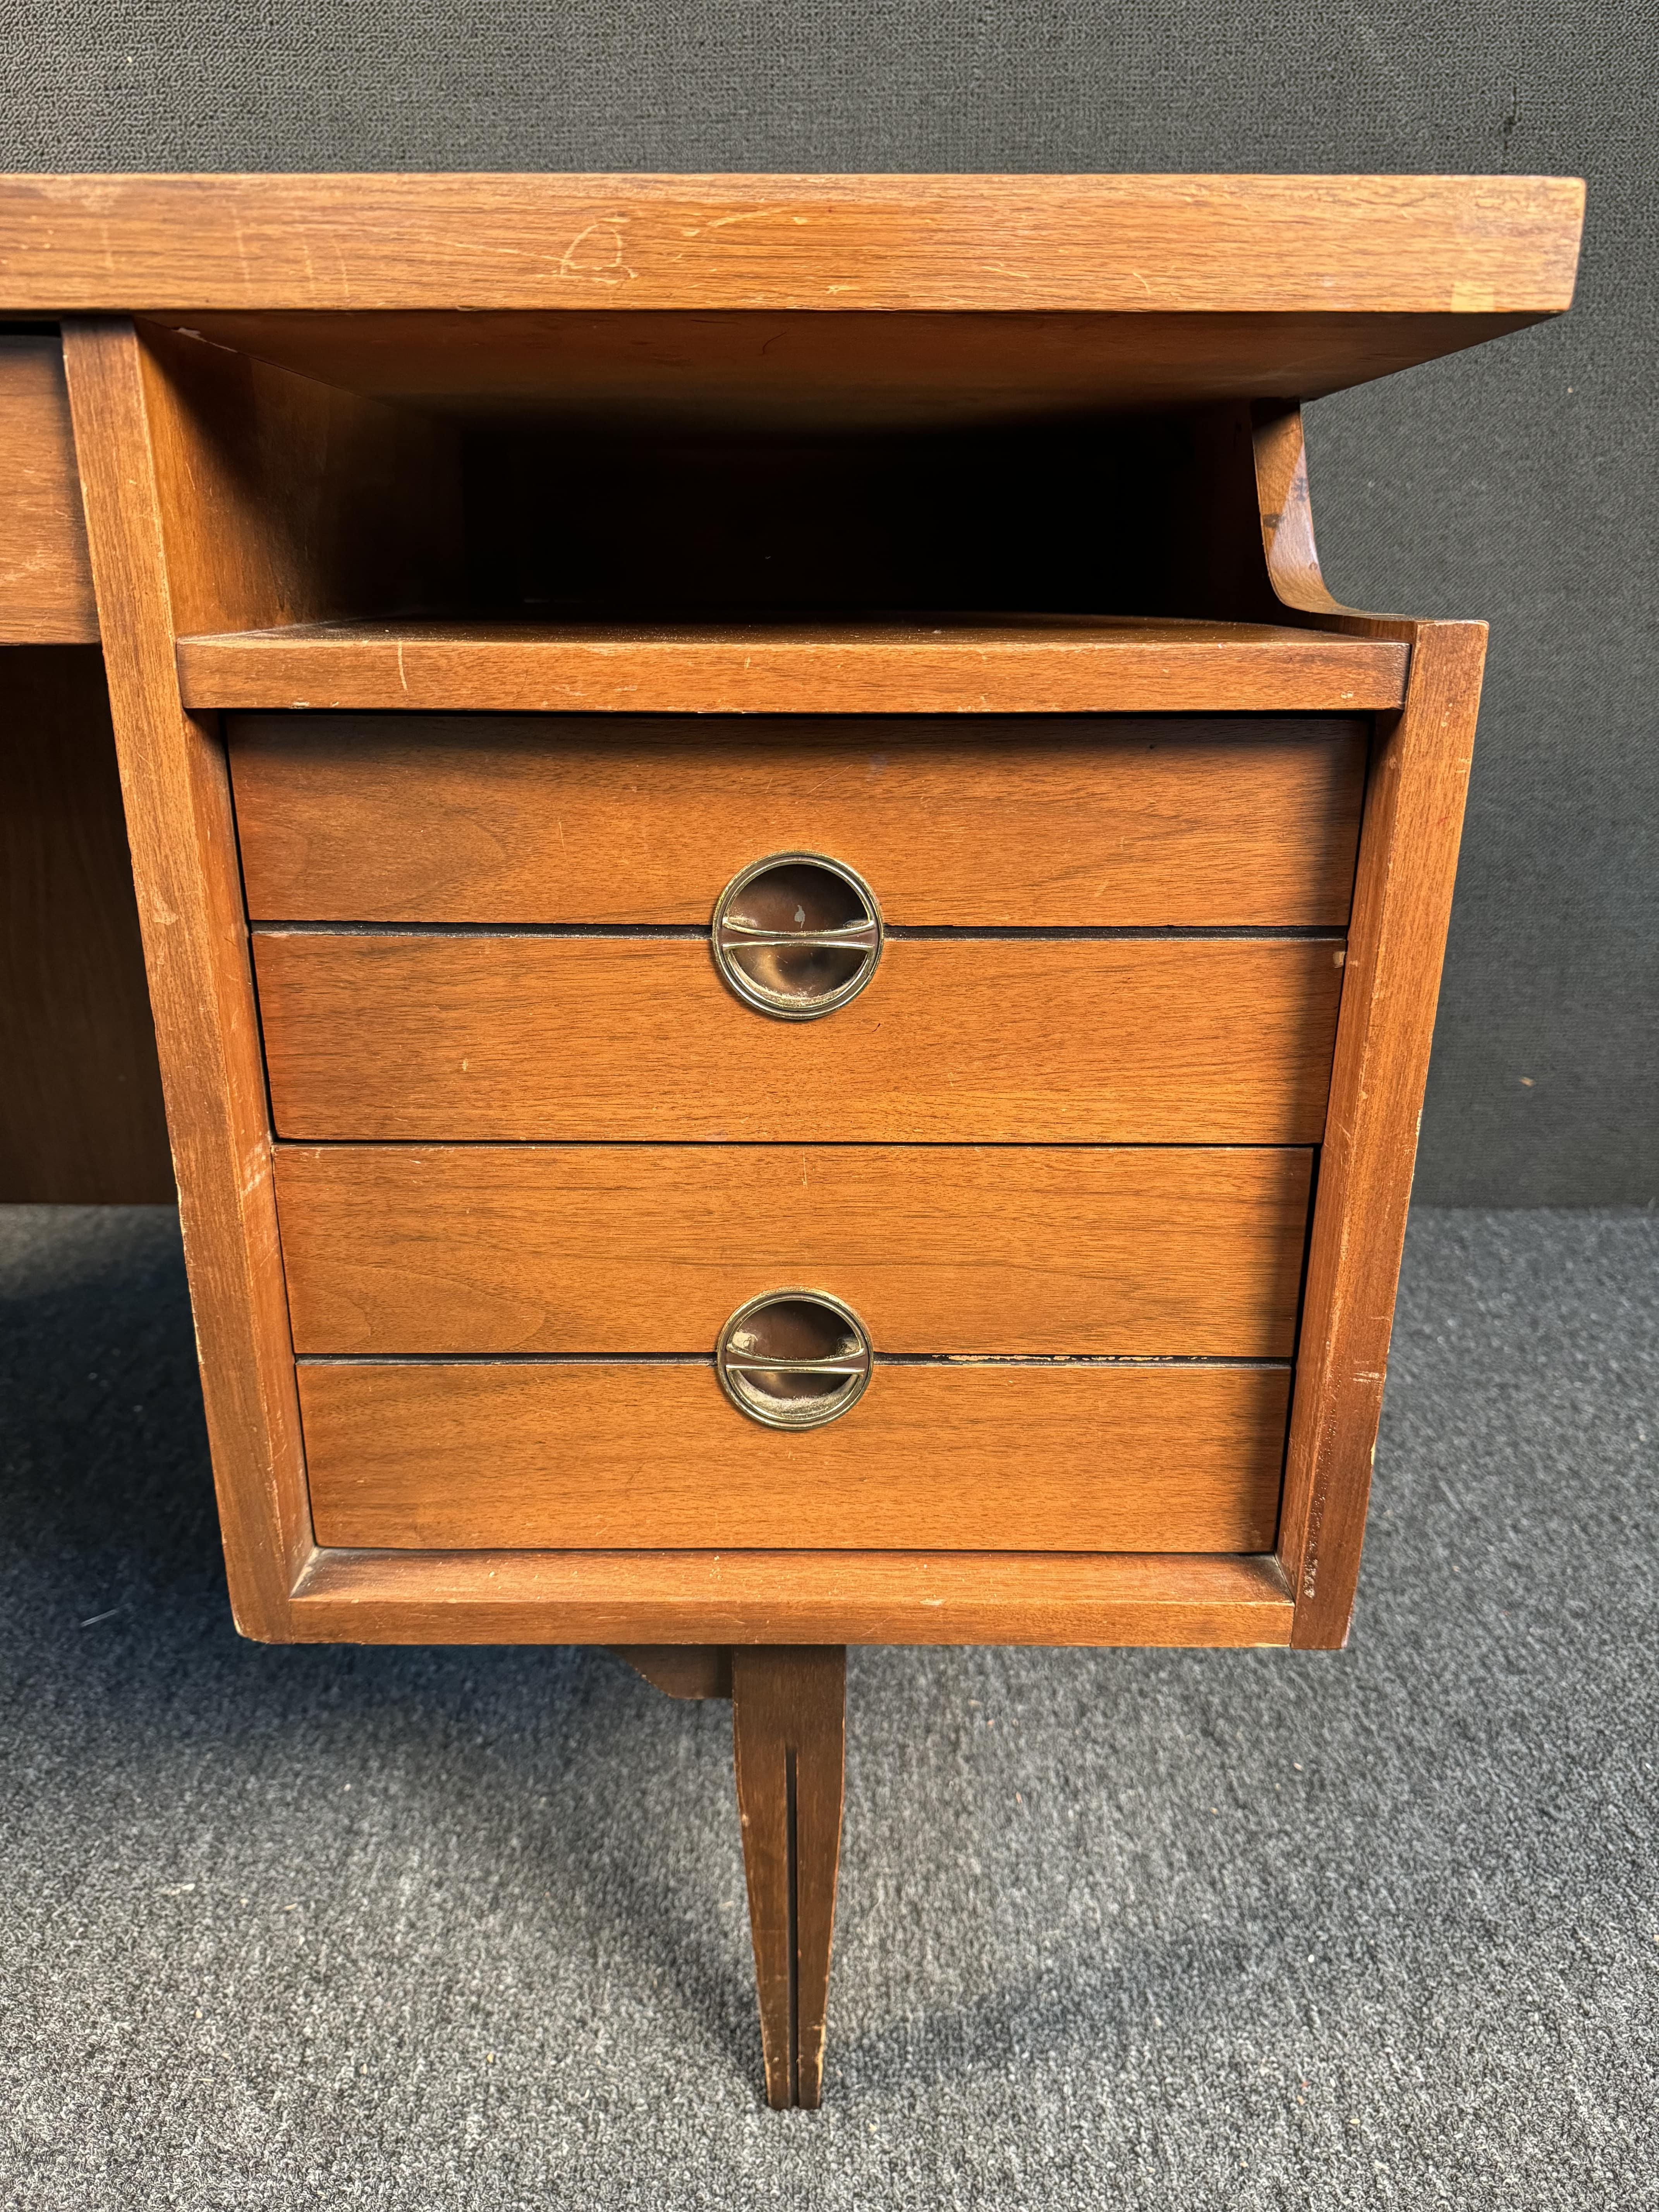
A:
[[0, 173, 1584, 2106]]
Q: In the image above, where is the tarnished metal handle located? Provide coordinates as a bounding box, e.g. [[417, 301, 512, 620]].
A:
[[715, 1291, 874, 1429], [711, 853, 883, 1019]]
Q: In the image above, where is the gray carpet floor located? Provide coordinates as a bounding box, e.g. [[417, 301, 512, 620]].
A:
[[1, 1206, 1654, 2209]]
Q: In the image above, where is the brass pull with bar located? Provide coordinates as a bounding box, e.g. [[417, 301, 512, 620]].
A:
[[715, 1291, 874, 1429], [711, 853, 883, 1020]]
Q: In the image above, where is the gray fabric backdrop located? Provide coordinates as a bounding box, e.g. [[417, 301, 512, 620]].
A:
[[2, 1, 1654, 1203]]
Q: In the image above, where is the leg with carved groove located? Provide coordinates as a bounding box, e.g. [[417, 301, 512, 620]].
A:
[[730, 1645, 847, 2108]]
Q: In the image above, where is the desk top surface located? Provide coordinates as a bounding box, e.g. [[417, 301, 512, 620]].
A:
[[0, 170, 1582, 322]]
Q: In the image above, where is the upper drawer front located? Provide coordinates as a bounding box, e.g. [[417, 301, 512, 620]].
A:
[[275, 1142, 1314, 1357], [228, 713, 1367, 928], [253, 933, 1344, 1143]]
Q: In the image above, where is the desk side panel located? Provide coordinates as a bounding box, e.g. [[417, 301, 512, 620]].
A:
[[1252, 404, 1485, 1648], [0, 337, 98, 643]]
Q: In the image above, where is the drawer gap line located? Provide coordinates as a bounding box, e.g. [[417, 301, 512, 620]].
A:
[[294, 1352, 1294, 1371], [250, 919, 1347, 944], [271, 1136, 1324, 1152]]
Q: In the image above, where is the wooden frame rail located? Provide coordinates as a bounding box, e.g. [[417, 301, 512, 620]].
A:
[[288, 1549, 1295, 1647]]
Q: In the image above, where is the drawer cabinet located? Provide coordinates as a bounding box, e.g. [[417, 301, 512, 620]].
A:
[[239, 708, 1341, 1563]]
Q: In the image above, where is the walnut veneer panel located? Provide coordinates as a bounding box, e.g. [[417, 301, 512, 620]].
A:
[[230, 713, 1367, 928], [253, 933, 1345, 1144], [275, 1142, 1314, 1357], [299, 1359, 1290, 1553]]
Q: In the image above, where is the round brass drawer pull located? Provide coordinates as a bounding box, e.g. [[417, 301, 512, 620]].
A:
[[715, 1290, 873, 1429], [711, 852, 883, 1020]]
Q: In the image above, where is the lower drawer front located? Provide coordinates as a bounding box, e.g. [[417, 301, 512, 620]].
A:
[[299, 1361, 1288, 1552]]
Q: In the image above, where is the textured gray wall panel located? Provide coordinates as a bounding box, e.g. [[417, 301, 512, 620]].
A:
[[1, 0, 1653, 1202]]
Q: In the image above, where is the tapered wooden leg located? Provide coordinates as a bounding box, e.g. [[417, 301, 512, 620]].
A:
[[730, 1645, 846, 2109]]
